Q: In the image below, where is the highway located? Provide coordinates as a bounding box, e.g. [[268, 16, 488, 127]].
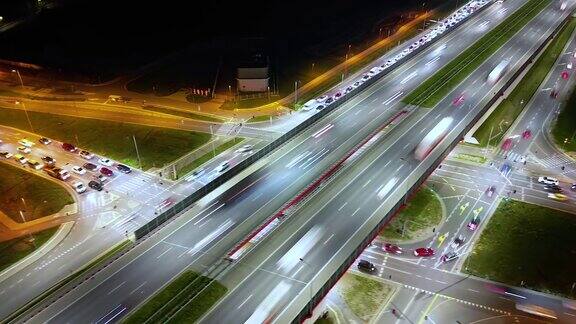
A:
[[0, 126, 265, 318], [200, 1, 574, 323], [5, 0, 527, 322]]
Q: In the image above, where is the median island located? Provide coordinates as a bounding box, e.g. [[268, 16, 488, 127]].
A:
[[463, 200, 576, 298], [124, 271, 227, 323]]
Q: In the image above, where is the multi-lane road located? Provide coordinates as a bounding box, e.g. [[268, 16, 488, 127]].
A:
[[201, 1, 574, 322], [5, 0, 532, 322]]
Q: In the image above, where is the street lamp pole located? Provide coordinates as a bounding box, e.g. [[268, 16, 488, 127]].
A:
[[299, 258, 315, 304], [12, 69, 35, 133], [132, 135, 142, 170]]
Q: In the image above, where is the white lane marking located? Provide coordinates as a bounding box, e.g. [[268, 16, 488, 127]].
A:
[[107, 281, 126, 295], [362, 179, 372, 188], [193, 203, 225, 226], [382, 91, 404, 105], [323, 234, 335, 245], [338, 202, 348, 211], [129, 281, 147, 296], [156, 247, 173, 259], [237, 294, 253, 309], [383, 265, 412, 275], [467, 288, 480, 293], [351, 208, 361, 217], [400, 71, 418, 85]]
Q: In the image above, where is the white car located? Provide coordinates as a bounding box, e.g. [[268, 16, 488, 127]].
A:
[[316, 95, 329, 103], [215, 161, 230, 173], [568, 61, 573, 69], [72, 166, 86, 175], [302, 99, 317, 111], [99, 158, 114, 166], [236, 145, 253, 153], [72, 181, 87, 194], [0, 151, 13, 158], [538, 176, 559, 186], [17, 146, 31, 154]]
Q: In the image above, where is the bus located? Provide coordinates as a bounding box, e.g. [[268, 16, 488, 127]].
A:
[[515, 303, 557, 320]]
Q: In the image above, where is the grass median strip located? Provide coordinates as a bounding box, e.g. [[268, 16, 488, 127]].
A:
[[463, 200, 576, 298], [380, 186, 442, 241], [403, 0, 552, 108], [0, 107, 211, 170], [142, 105, 224, 123], [0, 226, 59, 272], [475, 17, 576, 147], [123, 270, 227, 324]]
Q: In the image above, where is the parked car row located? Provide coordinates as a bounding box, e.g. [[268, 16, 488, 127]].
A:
[[302, 0, 489, 113]]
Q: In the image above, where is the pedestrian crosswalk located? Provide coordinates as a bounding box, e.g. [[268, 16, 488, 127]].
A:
[[110, 172, 156, 195], [494, 149, 525, 163], [536, 153, 575, 170]]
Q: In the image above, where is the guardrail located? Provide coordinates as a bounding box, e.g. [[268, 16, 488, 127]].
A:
[[133, 0, 491, 240], [282, 9, 571, 324]]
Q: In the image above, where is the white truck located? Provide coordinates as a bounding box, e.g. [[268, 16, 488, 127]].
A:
[[414, 117, 454, 160], [487, 59, 510, 84]]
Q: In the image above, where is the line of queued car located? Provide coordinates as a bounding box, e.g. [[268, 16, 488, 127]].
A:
[[302, 0, 489, 113], [0, 137, 132, 194], [538, 176, 576, 201]]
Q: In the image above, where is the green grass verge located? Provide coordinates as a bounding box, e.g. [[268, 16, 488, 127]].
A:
[[0, 226, 59, 272], [338, 273, 394, 322], [0, 107, 211, 170], [0, 162, 74, 222], [123, 270, 227, 324], [463, 200, 576, 298], [176, 138, 243, 178], [246, 115, 277, 123], [403, 0, 552, 108], [454, 153, 487, 164], [142, 105, 224, 123], [220, 97, 278, 110], [380, 186, 442, 241], [554, 88, 576, 151], [475, 17, 576, 147]]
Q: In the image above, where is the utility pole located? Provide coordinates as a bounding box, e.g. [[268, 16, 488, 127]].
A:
[[132, 135, 142, 170], [12, 69, 35, 133]]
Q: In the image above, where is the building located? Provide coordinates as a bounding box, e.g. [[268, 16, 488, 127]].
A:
[[236, 54, 269, 93]]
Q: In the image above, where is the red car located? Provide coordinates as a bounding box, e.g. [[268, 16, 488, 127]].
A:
[[414, 248, 434, 257], [383, 243, 403, 255], [501, 138, 513, 151], [452, 93, 465, 106], [522, 129, 532, 140], [61, 142, 77, 152], [100, 167, 114, 177]]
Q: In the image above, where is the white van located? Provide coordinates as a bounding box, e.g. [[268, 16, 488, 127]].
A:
[[302, 99, 317, 111]]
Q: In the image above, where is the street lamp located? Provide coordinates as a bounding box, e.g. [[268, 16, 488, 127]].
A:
[[11, 69, 35, 133], [299, 257, 315, 302]]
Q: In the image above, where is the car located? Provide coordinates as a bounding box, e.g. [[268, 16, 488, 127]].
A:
[[442, 252, 459, 263], [79, 150, 94, 160], [486, 185, 496, 197], [544, 184, 562, 193], [548, 193, 568, 201], [41, 156, 56, 165], [344, 86, 354, 94], [362, 74, 371, 80], [451, 235, 465, 249], [302, 99, 317, 111], [116, 164, 132, 174], [236, 144, 253, 153], [538, 176, 559, 186], [13, 154, 27, 164], [383, 243, 402, 254], [468, 216, 481, 230], [61, 142, 77, 152], [357, 259, 377, 273], [188, 168, 205, 180], [71, 181, 87, 194], [17, 146, 31, 154], [18, 139, 34, 148], [325, 97, 334, 105], [571, 183, 576, 191], [96, 174, 108, 183], [72, 166, 86, 175], [38, 137, 52, 145], [550, 89, 559, 99], [333, 92, 343, 100], [315, 104, 325, 111], [414, 248, 434, 257], [0, 151, 13, 158], [500, 163, 512, 175], [316, 95, 329, 103], [568, 61, 573, 69], [501, 138, 513, 151], [452, 93, 465, 106], [83, 162, 98, 171], [215, 161, 230, 173], [522, 129, 532, 140], [88, 180, 103, 191], [99, 158, 114, 166], [27, 160, 44, 170], [100, 167, 114, 177]]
